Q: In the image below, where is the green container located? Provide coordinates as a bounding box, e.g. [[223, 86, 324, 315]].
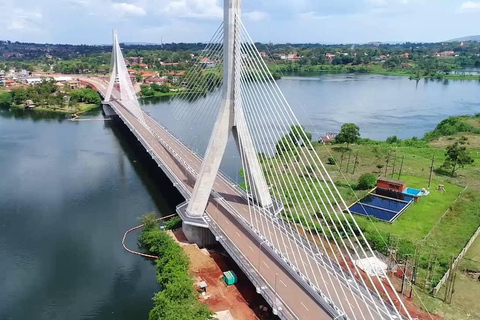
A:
[[223, 271, 238, 286]]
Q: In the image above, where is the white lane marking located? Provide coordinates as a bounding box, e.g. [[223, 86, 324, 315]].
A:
[[248, 246, 255, 252], [262, 261, 270, 269], [224, 220, 230, 225], [300, 302, 309, 311], [280, 279, 288, 288], [236, 231, 241, 237]]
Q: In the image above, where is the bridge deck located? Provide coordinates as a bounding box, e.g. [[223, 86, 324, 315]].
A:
[[86, 77, 399, 320]]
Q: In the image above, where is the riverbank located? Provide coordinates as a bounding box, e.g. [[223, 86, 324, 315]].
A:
[[268, 63, 480, 81], [138, 214, 270, 320], [7, 102, 100, 115]]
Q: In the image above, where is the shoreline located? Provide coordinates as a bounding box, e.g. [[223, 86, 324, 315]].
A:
[[269, 64, 480, 81], [7, 103, 100, 115]]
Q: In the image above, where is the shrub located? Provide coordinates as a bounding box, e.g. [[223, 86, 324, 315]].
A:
[[327, 157, 336, 165], [139, 214, 212, 320], [357, 173, 377, 190], [163, 216, 182, 230], [386, 135, 400, 144]]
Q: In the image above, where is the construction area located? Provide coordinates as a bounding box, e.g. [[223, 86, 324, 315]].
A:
[[169, 228, 277, 320]]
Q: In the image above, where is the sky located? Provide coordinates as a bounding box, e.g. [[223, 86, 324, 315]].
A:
[[0, 0, 479, 45]]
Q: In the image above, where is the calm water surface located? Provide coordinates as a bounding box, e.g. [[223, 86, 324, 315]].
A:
[[0, 108, 181, 320], [277, 74, 480, 140], [1, 74, 479, 319]]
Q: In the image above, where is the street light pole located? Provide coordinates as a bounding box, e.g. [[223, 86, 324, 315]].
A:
[[258, 240, 267, 274]]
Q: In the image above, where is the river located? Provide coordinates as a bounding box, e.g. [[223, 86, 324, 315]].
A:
[[0, 74, 479, 319], [0, 108, 183, 320]]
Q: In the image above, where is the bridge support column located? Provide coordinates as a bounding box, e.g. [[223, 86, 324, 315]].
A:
[[182, 223, 217, 248], [185, 0, 273, 219]]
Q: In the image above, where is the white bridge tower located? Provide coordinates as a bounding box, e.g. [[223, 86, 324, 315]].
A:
[[186, 0, 273, 217]]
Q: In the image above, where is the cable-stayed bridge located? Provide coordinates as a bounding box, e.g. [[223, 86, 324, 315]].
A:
[[82, 1, 413, 319]]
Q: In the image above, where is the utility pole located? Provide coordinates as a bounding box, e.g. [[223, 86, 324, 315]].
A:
[[346, 151, 352, 174], [425, 249, 433, 291], [384, 153, 390, 177], [352, 151, 359, 175], [397, 156, 405, 180], [391, 153, 397, 178], [340, 151, 345, 171], [401, 254, 411, 296], [409, 244, 420, 298], [428, 155, 435, 188]]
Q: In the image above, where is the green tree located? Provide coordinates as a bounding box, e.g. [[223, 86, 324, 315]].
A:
[[10, 88, 28, 105], [289, 125, 312, 146], [357, 173, 377, 190], [0, 92, 12, 108], [442, 141, 474, 176], [335, 123, 360, 147], [276, 134, 297, 155]]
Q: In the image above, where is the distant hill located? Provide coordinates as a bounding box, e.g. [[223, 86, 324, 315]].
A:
[[123, 42, 161, 46], [447, 35, 480, 42]]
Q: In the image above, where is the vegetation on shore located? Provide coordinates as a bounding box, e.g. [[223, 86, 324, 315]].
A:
[[139, 213, 212, 320], [0, 80, 101, 114], [268, 62, 480, 80]]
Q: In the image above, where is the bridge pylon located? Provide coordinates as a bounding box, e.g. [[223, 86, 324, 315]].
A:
[[105, 30, 145, 123], [185, 0, 273, 218]]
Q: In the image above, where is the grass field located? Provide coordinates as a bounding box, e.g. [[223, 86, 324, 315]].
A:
[[354, 175, 464, 244]]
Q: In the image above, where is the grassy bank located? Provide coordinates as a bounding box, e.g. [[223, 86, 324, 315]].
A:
[[139, 213, 213, 320], [9, 102, 99, 114], [140, 91, 179, 98], [268, 62, 480, 80]]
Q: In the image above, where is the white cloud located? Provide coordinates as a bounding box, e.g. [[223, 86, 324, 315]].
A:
[[366, 0, 388, 6], [112, 3, 146, 17], [243, 11, 269, 22], [7, 9, 42, 30], [162, 0, 222, 20], [298, 11, 329, 20], [457, 1, 480, 13]]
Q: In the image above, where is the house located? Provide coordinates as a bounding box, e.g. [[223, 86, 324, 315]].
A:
[[129, 74, 137, 83], [145, 77, 167, 85], [259, 52, 267, 57], [26, 78, 44, 85], [401, 53, 410, 58], [377, 177, 406, 193], [199, 57, 217, 69], [129, 57, 144, 64], [326, 53, 336, 62], [437, 51, 455, 57], [4, 79, 15, 87], [67, 80, 80, 89], [140, 71, 159, 79], [25, 100, 36, 109], [167, 71, 185, 82], [160, 62, 179, 66], [54, 76, 73, 82]]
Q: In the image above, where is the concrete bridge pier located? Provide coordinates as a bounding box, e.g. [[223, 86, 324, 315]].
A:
[[102, 103, 118, 118], [177, 201, 217, 247], [182, 223, 217, 248]]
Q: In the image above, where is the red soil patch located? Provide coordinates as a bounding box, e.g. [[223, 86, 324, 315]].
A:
[[170, 229, 275, 320]]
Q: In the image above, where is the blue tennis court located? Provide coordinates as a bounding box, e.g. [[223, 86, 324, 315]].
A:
[[349, 191, 413, 223]]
